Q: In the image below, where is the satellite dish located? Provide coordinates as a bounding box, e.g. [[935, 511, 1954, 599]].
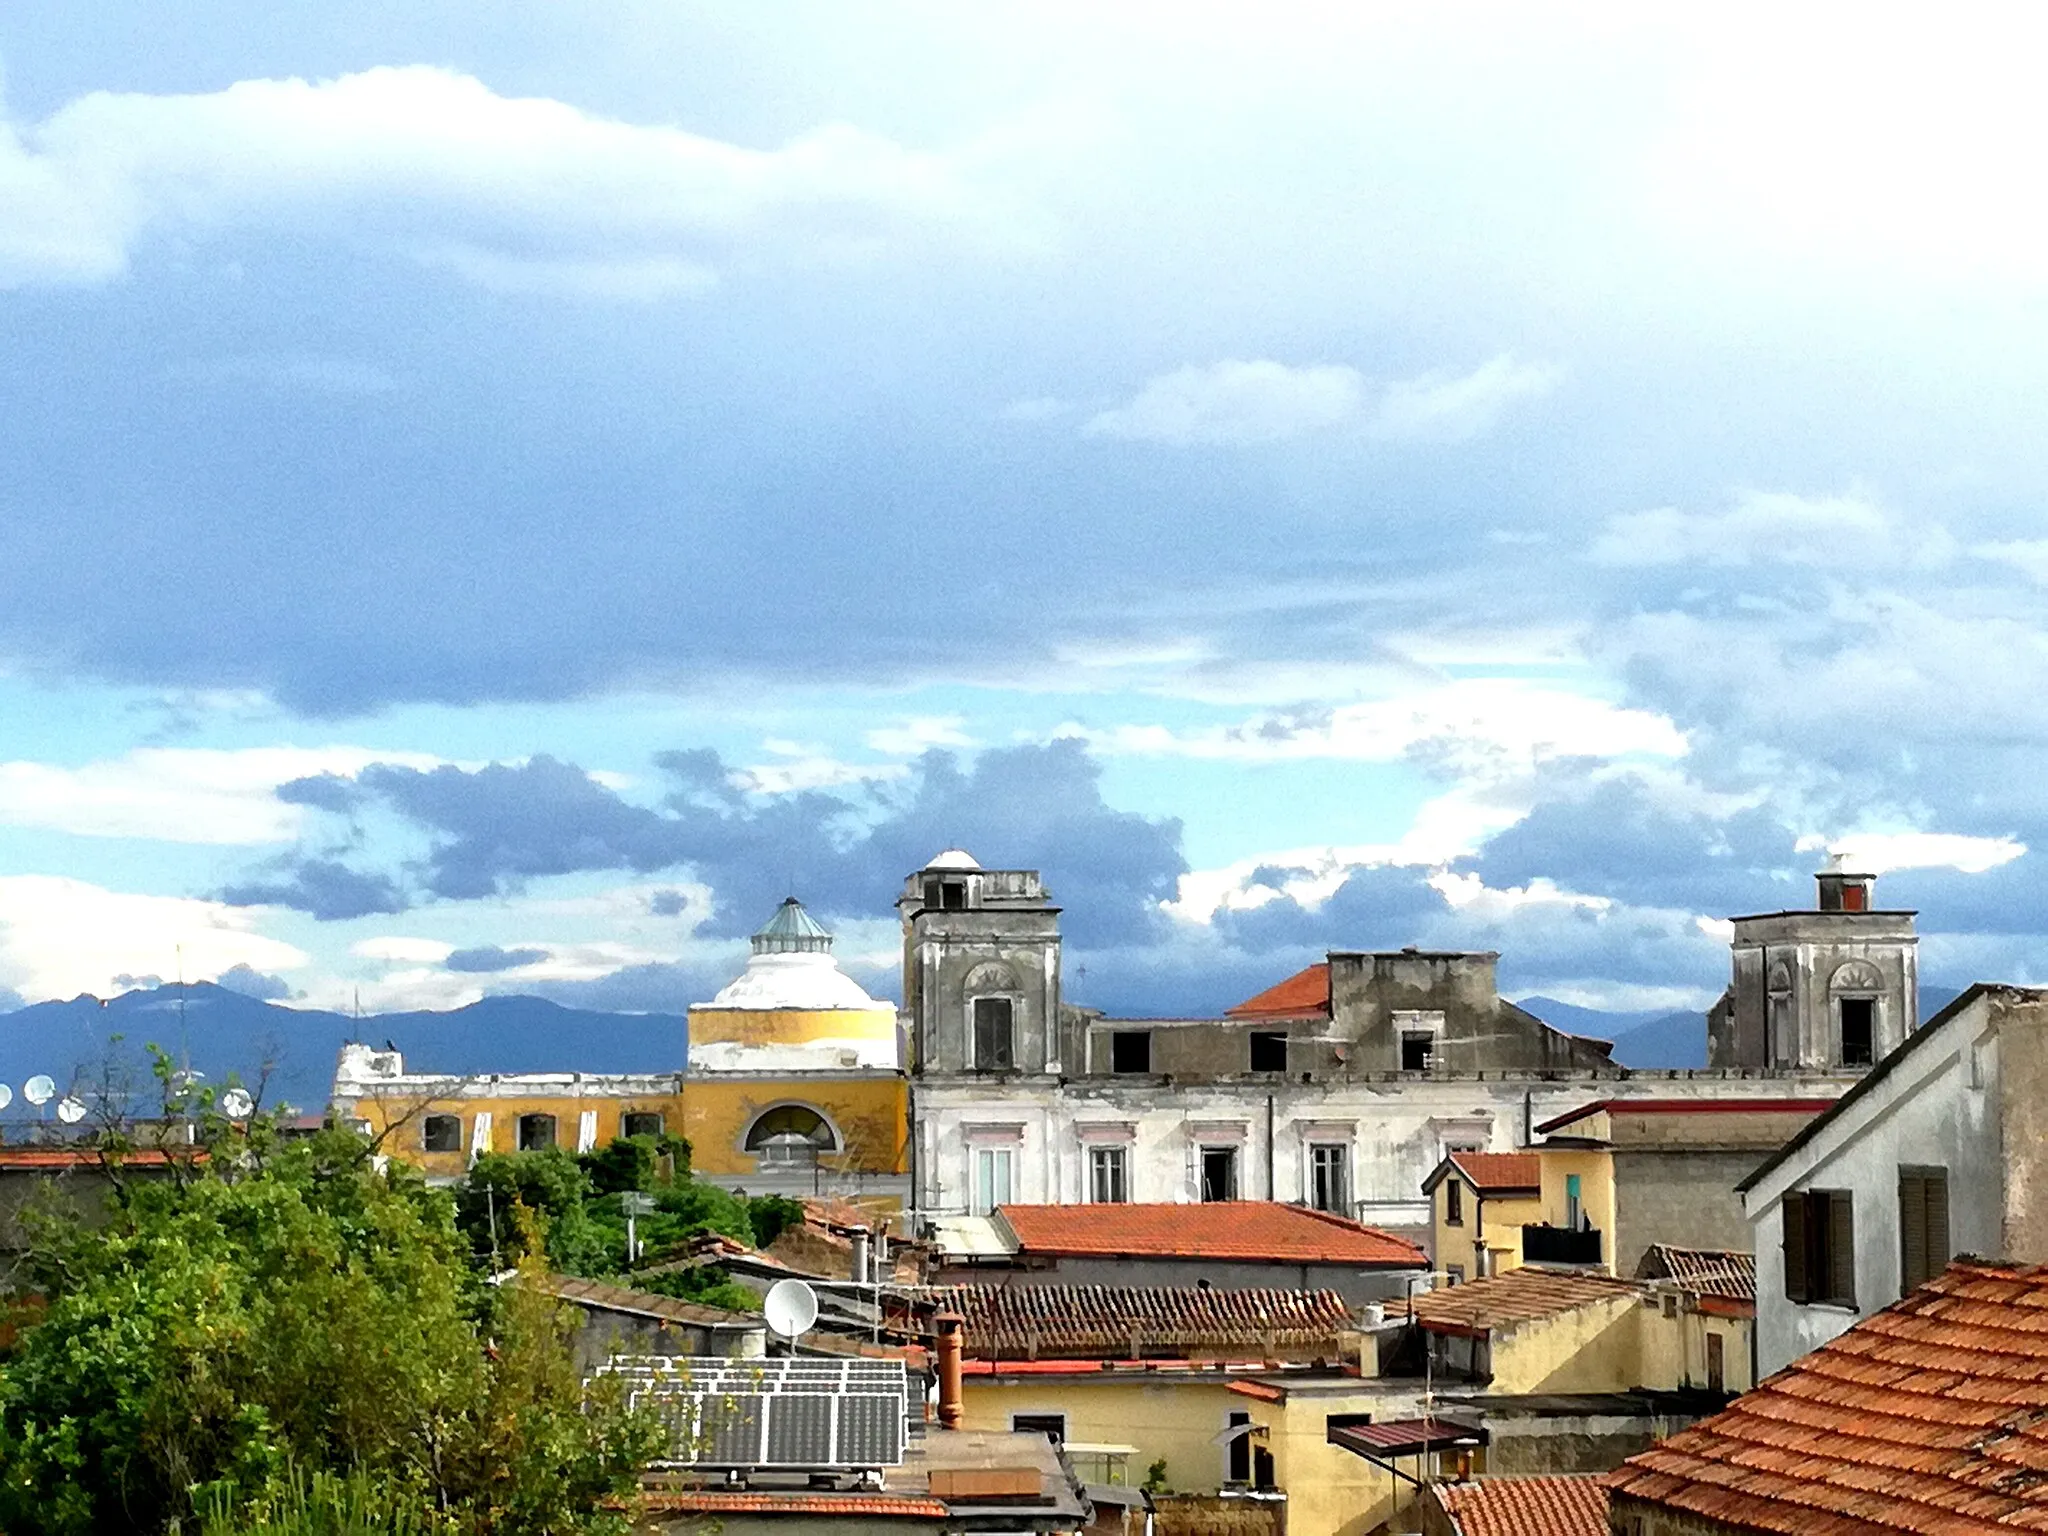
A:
[[0, 1085, 13, 1111], [22, 1075, 55, 1107], [763, 1278, 819, 1339], [220, 1088, 255, 1120], [55, 1096, 86, 1124]]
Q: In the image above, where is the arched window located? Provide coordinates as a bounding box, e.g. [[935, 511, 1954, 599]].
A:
[[745, 1105, 837, 1165], [517, 1112, 557, 1151], [421, 1113, 462, 1153]]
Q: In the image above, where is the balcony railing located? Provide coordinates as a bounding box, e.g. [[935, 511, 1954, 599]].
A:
[[1521, 1223, 1603, 1265]]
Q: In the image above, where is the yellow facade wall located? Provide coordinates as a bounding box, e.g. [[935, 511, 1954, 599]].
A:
[[1486, 1294, 1644, 1395], [1433, 1183, 1546, 1281], [1251, 1389, 1421, 1536], [686, 1005, 897, 1048], [958, 1376, 1247, 1494], [348, 1074, 908, 1187], [1533, 1147, 1617, 1273]]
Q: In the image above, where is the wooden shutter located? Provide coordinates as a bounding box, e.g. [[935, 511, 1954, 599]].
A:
[[1901, 1173, 1928, 1294], [1783, 1192, 1809, 1303], [1829, 1191, 1857, 1307], [1927, 1171, 1951, 1278]]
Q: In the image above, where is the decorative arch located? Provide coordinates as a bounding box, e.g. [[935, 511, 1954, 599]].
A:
[[964, 960, 1019, 993], [1767, 961, 1794, 993], [743, 1102, 841, 1155], [1831, 959, 1884, 994]]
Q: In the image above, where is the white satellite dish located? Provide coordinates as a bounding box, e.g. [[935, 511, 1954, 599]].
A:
[[0, 1084, 13, 1111], [763, 1278, 819, 1340], [220, 1088, 255, 1120], [55, 1096, 86, 1124], [22, 1075, 55, 1107]]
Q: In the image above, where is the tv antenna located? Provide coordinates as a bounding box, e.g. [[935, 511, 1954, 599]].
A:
[[763, 1278, 819, 1347]]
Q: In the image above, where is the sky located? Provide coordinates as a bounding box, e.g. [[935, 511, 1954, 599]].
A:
[[2, 3, 2047, 1021]]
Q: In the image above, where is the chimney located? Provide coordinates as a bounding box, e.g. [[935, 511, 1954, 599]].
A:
[[849, 1227, 871, 1286], [1816, 859, 1875, 913], [935, 1310, 965, 1430]]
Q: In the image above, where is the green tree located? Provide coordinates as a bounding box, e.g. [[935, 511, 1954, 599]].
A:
[[0, 1079, 659, 1536]]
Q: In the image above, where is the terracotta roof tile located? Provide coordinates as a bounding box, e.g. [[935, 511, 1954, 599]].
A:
[[995, 1202, 1425, 1268], [1433, 1477, 1611, 1536], [1225, 962, 1331, 1020], [1411, 1267, 1643, 1335], [941, 1284, 1352, 1360], [1448, 1153, 1543, 1194], [1609, 1260, 2048, 1536], [1636, 1245, 1757, 1302], [637, 1490, 949, 1518]]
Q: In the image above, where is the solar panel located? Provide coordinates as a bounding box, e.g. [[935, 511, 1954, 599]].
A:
[[598, 1356, 912, 1470]]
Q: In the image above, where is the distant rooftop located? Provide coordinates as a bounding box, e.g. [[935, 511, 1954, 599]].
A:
[[993, 1201, 1426, 1269], [1411, 1268, 1643, 1335], [940, 1283, 1353, 1360], [1226, 961, 1331, 1021], [1431, 1476, 1610, 1536]]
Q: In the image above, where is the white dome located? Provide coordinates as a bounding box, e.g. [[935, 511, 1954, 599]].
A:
[[926, 848, 981, 871], [708, 950, 886, 1011]]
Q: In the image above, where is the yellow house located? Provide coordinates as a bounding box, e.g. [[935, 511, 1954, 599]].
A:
[[330, 898, 911, 1205], [1422, 1153, 1545, 1281]]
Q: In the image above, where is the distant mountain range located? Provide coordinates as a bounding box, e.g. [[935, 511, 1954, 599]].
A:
[[0, 983, 689, 1121], [1517, 985, 1966, 1071]]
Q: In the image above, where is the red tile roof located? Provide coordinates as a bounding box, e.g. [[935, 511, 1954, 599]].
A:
[[1225, 962, 1331, 1020], [1411, 1268, 1643, 1336], [1609, 1260, 2048, 1535], [942, 1284, 1352, 1360], [994, 1202, 1425, 1268], [527, 1272, 756, 1328], [1432, 1477, 1610, 1536], [1535, 1098, 1837, 1134], [637, 1490, 949, 1518], [0, 1147, 189, 1169], [1634, 1245, 1756, 1302], [1448, 1153, 1542, 1194]]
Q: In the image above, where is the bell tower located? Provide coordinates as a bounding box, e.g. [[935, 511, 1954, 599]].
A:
[[898, 851, 1065, 1076], [1710, 860, 1918, 1072]]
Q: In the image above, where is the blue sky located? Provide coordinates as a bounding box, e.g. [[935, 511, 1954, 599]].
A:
[[3, 4, 2047, 1020]]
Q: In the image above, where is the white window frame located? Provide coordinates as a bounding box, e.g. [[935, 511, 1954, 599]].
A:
[[1307, 1142, 1351, 1214], [968, 992, 1022, 1071], [973, 1145, 1015, 1215], [1088, 1144, 1130, 1204]]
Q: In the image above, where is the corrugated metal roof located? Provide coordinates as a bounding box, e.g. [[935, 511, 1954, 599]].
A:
[[1329, 1417, 1487, 1457], [1225, 962, 1332, 1020], [941, 1284, 1351, 1360], [751, 895, 833, 954], [1608, 1260, 2048, 1535], [995, 1202, 1426, 1268], [1433, 1477, 1610, 1536]]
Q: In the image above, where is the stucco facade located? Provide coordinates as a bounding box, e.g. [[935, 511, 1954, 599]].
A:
[[1740, 985, 2048, 1374]]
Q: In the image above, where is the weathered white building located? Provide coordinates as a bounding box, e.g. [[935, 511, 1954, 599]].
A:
[[903, 853, 1882, 1241], [1739, 983, 2048, 1374]]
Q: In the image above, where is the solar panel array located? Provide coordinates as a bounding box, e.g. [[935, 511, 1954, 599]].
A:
[[600, 1357, 913, 1470]]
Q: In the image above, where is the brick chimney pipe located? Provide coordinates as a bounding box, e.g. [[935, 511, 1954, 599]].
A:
[[934, 1310, 965, 1430]]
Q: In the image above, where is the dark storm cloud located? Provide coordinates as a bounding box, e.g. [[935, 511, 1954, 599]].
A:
[[240, 740, 1186, 947], [213, 963, 295, 1000], [219, 857, 408, 921]]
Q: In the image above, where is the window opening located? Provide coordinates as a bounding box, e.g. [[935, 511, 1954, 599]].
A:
[[941, 881, 967, 910], [422, 1114, 461, 1153], [516, 1113, 556, 1151], [1309, 1143, 1350, 1214], [1899, 1168, 1951, 1294], [973, 997, 1015, 1070], [1249, 1032, 1288, 1073], [621, 1111, 663, 1140], [1782, 1189, 1856, 1307], [1840, 997, 1875, 1066], [1200, 1146, 1239, 1202], [1446, 1179, 1464, 1225], [1110, 1030, 1152, 1073], [1226, 1411, 1252, 1484], [1012, 1413, 1065, 1443], [1089, 1144, 1129, 1203], [1402, 1032, 1436, 1071], [973, 1146, 1014, 1215], [746, 1104, 835, 1165]]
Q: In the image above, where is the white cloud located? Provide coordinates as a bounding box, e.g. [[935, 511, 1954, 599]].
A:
[[864, 716, 976, 755], [1590, 490, 1956, 569], [1083, 353, 1557, 447], [728, 739, 911, 794], [1974, 540, 2048, 585], [1085, 359, 1366, 445], [0, 65, 1027, 295], [1368, 354, 1560, 441], [350, 936, 454, 965], [0, 745, 442, 844], [1062, 679, 1686, 771], [1799, 831, 2026, 877], [0, 876, 306, 1003]]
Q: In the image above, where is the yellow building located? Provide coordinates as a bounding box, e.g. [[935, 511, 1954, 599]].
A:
[[1423, 1152, 1545, 1281], [330, 898, 910, 1204]]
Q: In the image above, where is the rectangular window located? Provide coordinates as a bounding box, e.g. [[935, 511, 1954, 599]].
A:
[[1445, 1179, 1464, 1226], [973, 1147, 1014, 1216], [422, 1113, 462, 1153], [1226, 1411, 1252, 1484], [1110, 1030, 1152, 1073], [1706, 1331, 1725, 1393], [973, 997, 1015, 1070], [1841, 998, 1876, 1066], [1444, 1264, 1464, 1285], [1402, 1032, 1435, 1071], [1012, 1413, 1065, 1443], [941, 881, 967, 911], [1565, 1172, 1583, 1229], [1309, 1144, 1350, 1214], [1899, 1167, 1952, 1295], [622, 1111, 664, 1140], [1089, 1145, 1129, 1203], [1200, 1146, 1239, 1202], [516, 1112, 556, 1151], [1782, 1189, 1856, 1307], [1249, 1032, 1288, 1073]]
